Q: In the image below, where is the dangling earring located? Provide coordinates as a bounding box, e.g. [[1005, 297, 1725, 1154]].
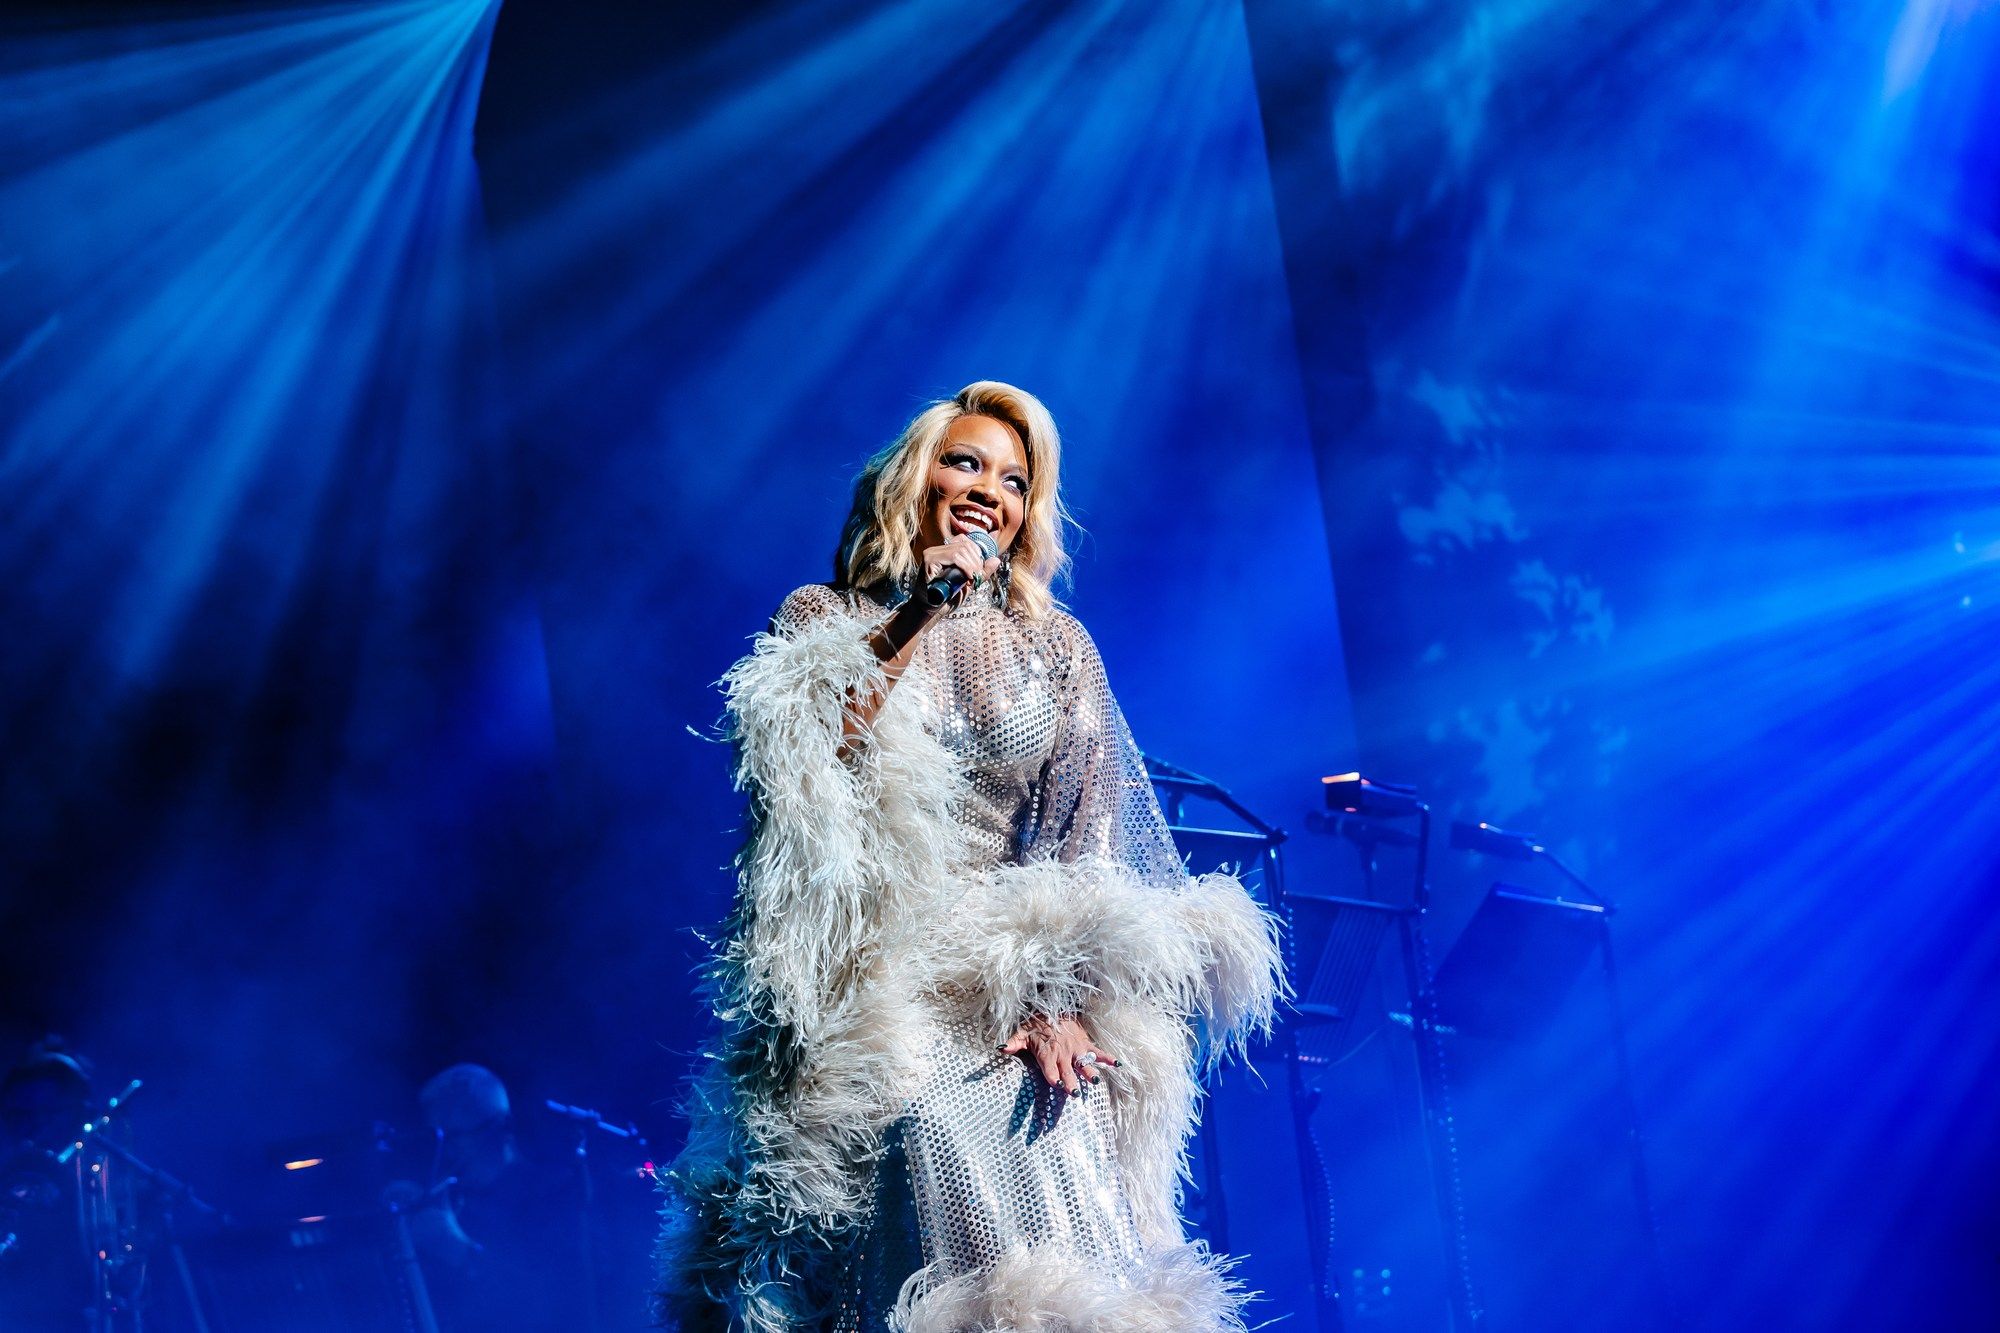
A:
[[894, 567, 914, 607], [993, 554, 1013, 609]]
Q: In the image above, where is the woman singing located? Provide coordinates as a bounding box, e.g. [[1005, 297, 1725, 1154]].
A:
[[655, 381, 1283, 1331]]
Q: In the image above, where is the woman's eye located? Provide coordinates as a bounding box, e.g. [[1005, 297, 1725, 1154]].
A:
[[1006, 477, 1028, 494]]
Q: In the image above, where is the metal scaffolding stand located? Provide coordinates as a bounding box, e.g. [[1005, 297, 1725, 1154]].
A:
[[1308, 776, 1480, 1330]]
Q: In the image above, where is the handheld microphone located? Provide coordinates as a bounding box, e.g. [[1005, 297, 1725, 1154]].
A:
[[921, 528, 1000, 608]]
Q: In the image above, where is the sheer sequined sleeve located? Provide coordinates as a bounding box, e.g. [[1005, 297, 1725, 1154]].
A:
[[768, 582, 850, 637], [1022, 613, 1186, 890]]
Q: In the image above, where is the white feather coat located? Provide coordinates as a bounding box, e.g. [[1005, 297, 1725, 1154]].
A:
[[655, 604, 1283, 1332]]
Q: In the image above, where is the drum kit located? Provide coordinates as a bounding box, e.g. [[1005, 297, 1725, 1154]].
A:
[[0, 1049, 657, 1333]]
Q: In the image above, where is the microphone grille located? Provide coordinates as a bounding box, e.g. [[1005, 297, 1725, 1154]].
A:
[[968, 528, 1000, 561]]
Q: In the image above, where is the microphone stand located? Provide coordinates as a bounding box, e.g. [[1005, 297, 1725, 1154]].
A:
[[543, 1100, 650, 1333], [59, 1080, 222, 1333], [1320, 778, 1480, 1330], [382, 1179, 446, 1333]]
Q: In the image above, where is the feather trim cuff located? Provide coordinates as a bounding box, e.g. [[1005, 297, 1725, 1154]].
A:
[[921, 856, 1284, 1057]]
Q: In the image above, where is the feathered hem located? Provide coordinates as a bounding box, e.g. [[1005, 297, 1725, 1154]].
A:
[[890, 1242, 1251, 1333]]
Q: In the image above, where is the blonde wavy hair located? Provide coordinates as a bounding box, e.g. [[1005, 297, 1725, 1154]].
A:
[[835, 381, 1071, 619]]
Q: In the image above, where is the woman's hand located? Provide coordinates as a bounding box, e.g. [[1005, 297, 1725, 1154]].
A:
[[838, 534, 1003, 759], [918, 533, 1001, 600], [1002, 1015, 1117, 1095]]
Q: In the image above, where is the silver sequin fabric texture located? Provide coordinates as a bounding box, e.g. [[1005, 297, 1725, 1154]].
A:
[[768, 582, 1183, 1329], [769, 582, 1187, 887]]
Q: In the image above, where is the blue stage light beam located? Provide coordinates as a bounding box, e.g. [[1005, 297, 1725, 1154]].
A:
[[485, 0, 1349, 765], [0, 0, 567, 1247], [0, 0, 504, 750], [1263, 0, 2000, 1323]]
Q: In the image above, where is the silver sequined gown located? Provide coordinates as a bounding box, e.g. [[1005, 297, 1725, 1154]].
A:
[[769, 582, 1191, 1330]]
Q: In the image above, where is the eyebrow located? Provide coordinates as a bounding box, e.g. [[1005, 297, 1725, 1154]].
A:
[[945, 442, 1030, 478]]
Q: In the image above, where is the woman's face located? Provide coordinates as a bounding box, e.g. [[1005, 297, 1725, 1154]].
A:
[[917, 413, 1030, 556]]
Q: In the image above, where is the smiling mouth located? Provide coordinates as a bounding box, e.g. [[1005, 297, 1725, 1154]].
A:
[[949, 505, 997, 535]]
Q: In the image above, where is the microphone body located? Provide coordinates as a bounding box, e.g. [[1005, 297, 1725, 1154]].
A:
[[921, 528, 1000, 607]]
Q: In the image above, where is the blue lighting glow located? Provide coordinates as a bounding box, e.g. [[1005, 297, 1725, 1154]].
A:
[[1, 1, 1995, 1328]]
